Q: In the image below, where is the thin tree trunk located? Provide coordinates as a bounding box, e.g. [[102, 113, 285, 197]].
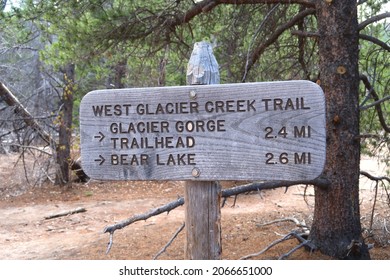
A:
[[55, 63, 75, 185], [0, 82, 54, 146], [106, 60, 127, 89], [310, 0, 370, 259]]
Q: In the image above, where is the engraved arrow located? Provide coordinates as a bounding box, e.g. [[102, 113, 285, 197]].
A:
[[94, 131, 105, 142], [94, 155, 105, 165]]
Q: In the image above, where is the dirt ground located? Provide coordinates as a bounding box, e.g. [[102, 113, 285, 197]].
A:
[[0, 153, 389, 260]]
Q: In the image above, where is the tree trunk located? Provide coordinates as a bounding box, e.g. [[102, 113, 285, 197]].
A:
[[310, 0, 370, 259], [0, 82, 54, 146], [55, 63, 75, 185], [106, 60, 127, 89]]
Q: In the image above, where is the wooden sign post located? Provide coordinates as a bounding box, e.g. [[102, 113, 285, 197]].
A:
[[184, 42, 221, 260], [79, 42, 326, 260]]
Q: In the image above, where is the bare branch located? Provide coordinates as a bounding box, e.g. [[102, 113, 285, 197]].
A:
[[359, 34, 390, 52], [360, 171, 390, 184], [359, 74, 390, 133], [360, 170, 390, 226], [169, 0, 315, 31], [355, 133, 381, 140], [240, 230, 315, 260], [44, 207, 87, 220], [103, 197, 185, 235], [0, 114, 58, 122], [257, 217, 309, 233], [360, 95, 390, 111], [359, 12, 390, 30], [297, 5, 310, 80], [105, 1, 218, 42], [104, 179, 330, 235], [103, 197, 184, 254], [217, 0, 315, 7], [153, 222, 185, 260], [369, 180, 379, 231], [242, 8, 315, 81], [102, 0, 315, 57], [103, 177, 329, 253], [222, 176, 330, 198], [106, 232, 114, 254], [384, 219, 390, 234], [240, 231, 295, 259], [0, 45, 39, 55], [291, 30, 319, 37], [2, 143, 52, 155], [243, 4, 281, 81]]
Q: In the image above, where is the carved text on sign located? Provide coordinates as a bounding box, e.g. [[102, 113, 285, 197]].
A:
[[80, 81, 326, 181]]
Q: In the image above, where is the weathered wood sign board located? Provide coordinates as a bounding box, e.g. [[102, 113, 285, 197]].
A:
[[80, 80, 325, 181]]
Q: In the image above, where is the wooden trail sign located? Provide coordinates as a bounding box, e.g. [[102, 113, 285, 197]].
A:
[[79, 41, 326, 260], [80, 80, 326, 181]]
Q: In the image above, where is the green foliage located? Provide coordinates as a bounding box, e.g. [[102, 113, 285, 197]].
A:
[[358, 2, 389, 173], [1, 0, 389, 173], [359, 0, 389, 19]]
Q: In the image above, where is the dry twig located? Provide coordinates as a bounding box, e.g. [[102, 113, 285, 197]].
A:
[[153, 222, 185, 260], [243, 217, 314, 260], [104, 197, 184, 254], [240, 230, 315, 260], [257, 217, 310, 235], [44, 207, 86, 220]]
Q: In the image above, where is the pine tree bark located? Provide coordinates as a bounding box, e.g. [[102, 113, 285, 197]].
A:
[[310, 0, 370, 259]]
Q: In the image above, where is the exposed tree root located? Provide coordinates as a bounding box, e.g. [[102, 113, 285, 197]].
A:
[[256, 217, 310, 235], [240, 217, 315, 260]]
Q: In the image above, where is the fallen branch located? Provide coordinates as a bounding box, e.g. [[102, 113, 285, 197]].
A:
[[240, 230, 295, 260], [103, 197, 184, 234], [360, 171, 390, 184], [153, 222, 185, 260], [222, 176, 330, 199], [241, 217, 315, 260], [103, 178, 329, 254], [103, 197, 185, 254], [240, 228, 315, 260], [44, 207, 86, 220], [256, 217, 310, 235]]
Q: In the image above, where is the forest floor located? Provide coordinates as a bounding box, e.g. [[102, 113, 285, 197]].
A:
[[0, 153, 389, 260]]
